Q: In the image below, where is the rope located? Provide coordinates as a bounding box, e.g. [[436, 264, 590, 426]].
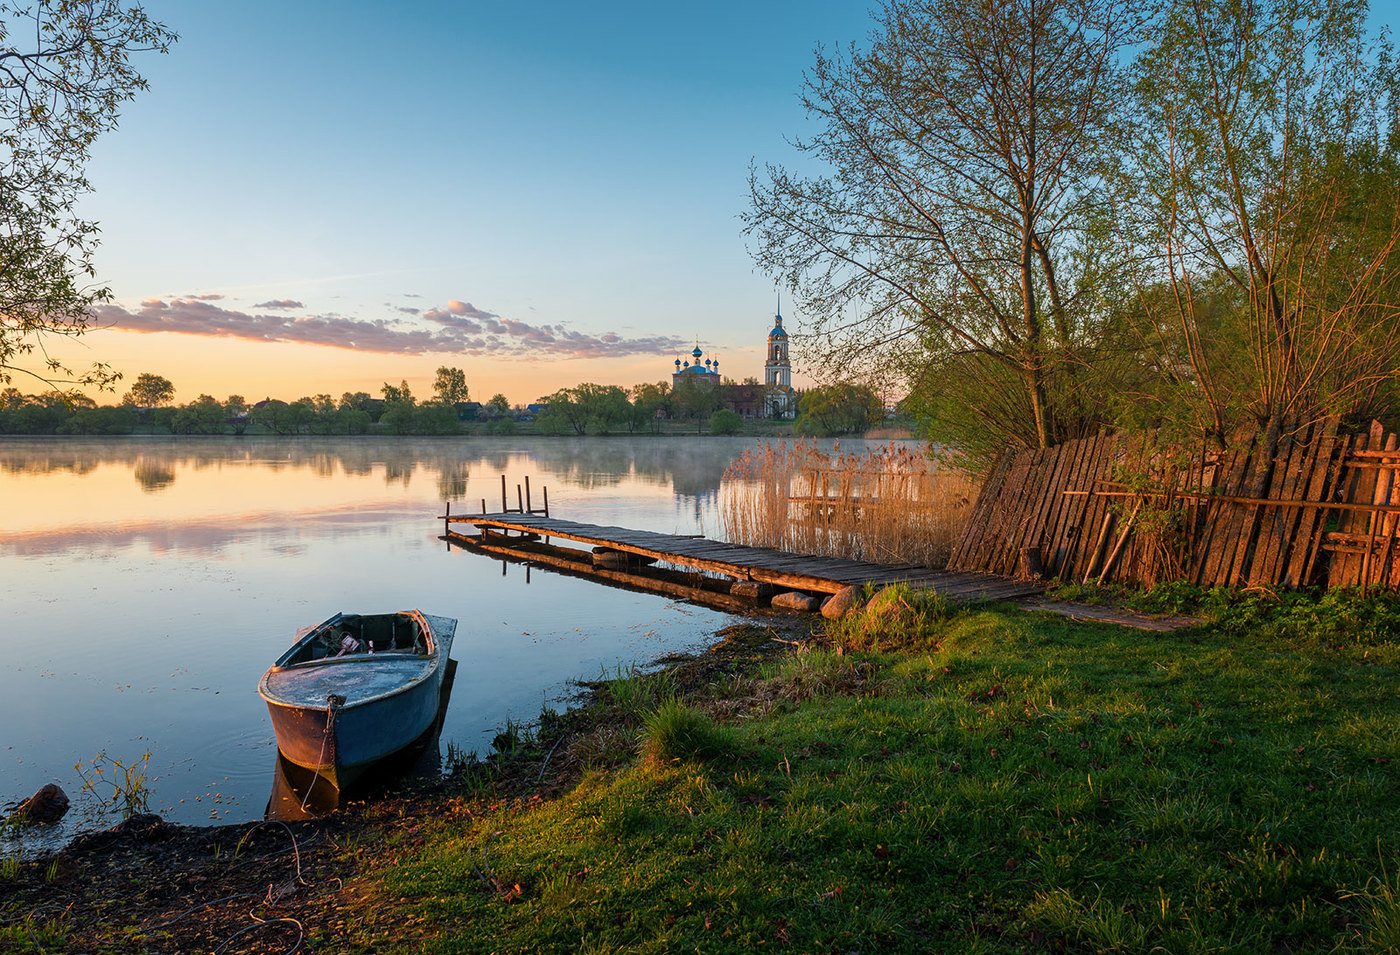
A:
[[212, 916, 304, 954], [300, 694, 344, 812]]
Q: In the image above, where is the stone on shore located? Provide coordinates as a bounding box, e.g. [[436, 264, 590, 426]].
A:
[[13, 783, 69, 824], [821, 585, 862, 620], [771, 591, 823, 612]]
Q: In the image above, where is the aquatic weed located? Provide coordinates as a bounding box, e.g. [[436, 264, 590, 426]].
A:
[[73, 750, 152, 820]]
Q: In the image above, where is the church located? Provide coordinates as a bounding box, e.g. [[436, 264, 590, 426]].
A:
[[670, 309, 796, 419]]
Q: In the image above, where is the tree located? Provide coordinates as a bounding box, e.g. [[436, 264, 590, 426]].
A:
[[432, 366, 469, 405], [1113, 0, 1400, 446], [535, 384, 628, 435], [795, 382, 883, 436], [170, 394, 225, 434], [0, 2, 175, 390], [672, 377, 723, 433], [339, 391, 372, 412], [627, 381, 671, 433], [250, 398, 310, 435], [747, 0, 1137, 449], [484, 393, 511, 417], [381, 380, 414, 406], [709, 408, 744, 435], [124, 372, 174, 407]]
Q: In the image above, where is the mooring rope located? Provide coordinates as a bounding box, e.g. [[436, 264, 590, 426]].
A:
[[300, 694, 344, 812]]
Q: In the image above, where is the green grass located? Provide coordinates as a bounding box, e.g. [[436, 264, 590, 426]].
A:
[[639, 700, 739, 766], [352, 598, 1400, 953]]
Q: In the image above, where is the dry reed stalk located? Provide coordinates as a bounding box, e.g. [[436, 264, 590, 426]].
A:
[[720, 441, 980, 568]]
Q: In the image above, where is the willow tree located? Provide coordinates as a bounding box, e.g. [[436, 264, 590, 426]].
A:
[[1113, 0, 1400, 447], [0, 1, 175, 390], [746, 0, 1138, 450]]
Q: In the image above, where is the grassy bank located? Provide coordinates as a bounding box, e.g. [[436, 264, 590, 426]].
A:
[[6, 590, 1400, 953]]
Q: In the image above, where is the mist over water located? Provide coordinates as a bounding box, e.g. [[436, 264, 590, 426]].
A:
[[0, 435, 785, 850]]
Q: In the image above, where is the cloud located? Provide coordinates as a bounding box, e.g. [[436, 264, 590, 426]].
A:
[[92, 297, 687, 359], [186, 293, 225, 301], [252, 298, 304, 309]]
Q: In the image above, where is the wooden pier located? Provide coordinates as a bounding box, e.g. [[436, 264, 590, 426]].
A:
[[443, 511, 1045, 606]]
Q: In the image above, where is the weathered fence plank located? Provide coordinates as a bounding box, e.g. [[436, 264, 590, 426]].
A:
[[952, 418, 1400, 591]]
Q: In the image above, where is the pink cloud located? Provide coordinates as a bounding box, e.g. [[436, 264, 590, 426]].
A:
[[92, 297, 686, 360]]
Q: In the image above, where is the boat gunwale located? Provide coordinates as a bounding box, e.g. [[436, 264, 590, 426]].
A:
[[258, 611, 454, 712]]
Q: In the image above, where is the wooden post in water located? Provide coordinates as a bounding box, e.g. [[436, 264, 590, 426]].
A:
[[501, 475, 508, 513], [525, 476, 532, 513]]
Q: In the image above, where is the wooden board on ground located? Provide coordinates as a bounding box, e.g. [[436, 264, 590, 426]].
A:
[[1021, 601, 1203, 632]]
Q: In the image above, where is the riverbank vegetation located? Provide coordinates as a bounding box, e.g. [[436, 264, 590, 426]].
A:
[[720, 441, 977, 566], [0, 371, 884, 438], [6, 589, 1400, 952], [748, 0, 1400, 460]]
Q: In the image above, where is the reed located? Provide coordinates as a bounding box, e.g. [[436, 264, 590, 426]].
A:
[[719, 441, 980, 567]]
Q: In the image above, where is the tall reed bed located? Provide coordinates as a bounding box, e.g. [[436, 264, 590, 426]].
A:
[[720, 441, 979, 568]]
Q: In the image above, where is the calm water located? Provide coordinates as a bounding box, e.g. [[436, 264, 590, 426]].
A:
[[0, 435, 777, 848]]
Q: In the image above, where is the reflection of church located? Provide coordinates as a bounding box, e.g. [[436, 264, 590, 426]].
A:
[[670, 309, 796, 419]]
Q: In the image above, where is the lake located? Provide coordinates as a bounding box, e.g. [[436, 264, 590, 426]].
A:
[[0, 434, 799, 850]]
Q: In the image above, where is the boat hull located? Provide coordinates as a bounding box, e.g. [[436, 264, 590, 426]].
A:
[[259, 611, 456, 789]]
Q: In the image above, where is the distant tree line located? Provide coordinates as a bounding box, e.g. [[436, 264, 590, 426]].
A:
[[0, 367, 494, 436], [0, 367, 890, 438]]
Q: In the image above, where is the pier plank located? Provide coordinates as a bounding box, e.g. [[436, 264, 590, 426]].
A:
[[450, 513, 1039, 603]]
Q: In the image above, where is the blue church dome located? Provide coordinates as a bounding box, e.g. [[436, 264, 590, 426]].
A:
[[769, 314, 788, 340]]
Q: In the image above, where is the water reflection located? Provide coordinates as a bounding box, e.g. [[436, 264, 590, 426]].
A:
[[266, 659, 456, 821], [437, 462, 472, 501], [0, 436, 751, 500], [0, 434, 878, 841], [134, 456, 177, 492]]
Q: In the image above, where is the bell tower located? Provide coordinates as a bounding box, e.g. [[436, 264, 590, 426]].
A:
[[763, 305, 794, 417], [764, 312, 790, 390]]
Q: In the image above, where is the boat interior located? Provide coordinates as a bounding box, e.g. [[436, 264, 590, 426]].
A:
[[286, 613, 429, 665]]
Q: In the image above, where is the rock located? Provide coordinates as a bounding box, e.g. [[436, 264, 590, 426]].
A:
[[771, 591, 823, 612], [114, 812, 167, 841], [13, 783, 69, 824], [591, 547, 656, 570], [821, 584, 862, 620], [730, 581, 776, 599]]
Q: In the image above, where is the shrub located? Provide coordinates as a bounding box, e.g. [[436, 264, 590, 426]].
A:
[[828, 583, 962, 652], [709, 408, 743, 435], [640, 701, 737, 766]]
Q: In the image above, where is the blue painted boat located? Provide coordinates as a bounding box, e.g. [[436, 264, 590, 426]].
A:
[[258, 610, 457, 789]]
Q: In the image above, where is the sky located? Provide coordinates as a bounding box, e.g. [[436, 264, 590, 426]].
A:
[[57, 0, 878, 406]]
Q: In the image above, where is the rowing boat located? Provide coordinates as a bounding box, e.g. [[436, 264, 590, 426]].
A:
[[258, 610, 456, 789]]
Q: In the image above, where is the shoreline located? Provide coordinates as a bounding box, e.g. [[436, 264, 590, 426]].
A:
[[0, 621, 806, 953]]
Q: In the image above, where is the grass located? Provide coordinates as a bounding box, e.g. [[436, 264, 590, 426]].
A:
[[639, 700, 739, 766], [346, 593, 1400, 953], [10, 595, 1400, 953], [720, 440, 979, 566]]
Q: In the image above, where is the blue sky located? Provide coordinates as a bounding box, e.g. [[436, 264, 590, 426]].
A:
[[70, 0, 1400, 405], [75, 0, 876, 403]]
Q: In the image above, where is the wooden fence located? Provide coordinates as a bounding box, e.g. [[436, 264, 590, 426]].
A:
[[948, 419, 1400, 590]]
